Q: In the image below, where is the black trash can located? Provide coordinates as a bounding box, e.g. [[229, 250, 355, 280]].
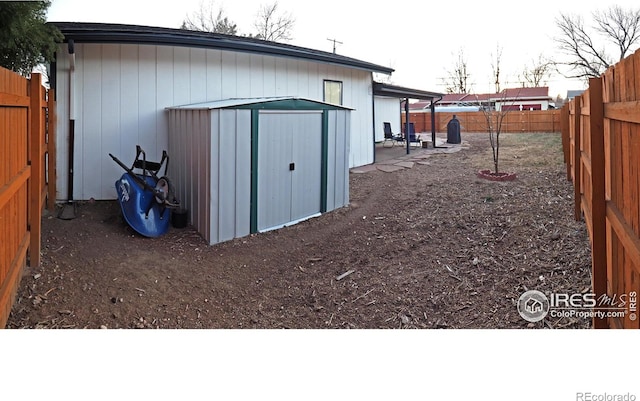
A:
[[171, 208, 188, 228], [447, 115, 461, 144]]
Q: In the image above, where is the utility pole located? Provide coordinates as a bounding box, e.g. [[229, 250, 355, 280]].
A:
[[327, 38, 343, 54]]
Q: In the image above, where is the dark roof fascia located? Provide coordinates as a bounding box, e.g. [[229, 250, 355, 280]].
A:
[[373, 82, 443, 100], [50, 22, 395, 75]]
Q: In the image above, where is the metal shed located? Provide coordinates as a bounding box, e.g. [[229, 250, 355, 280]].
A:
[[167, 97, 351, 245]]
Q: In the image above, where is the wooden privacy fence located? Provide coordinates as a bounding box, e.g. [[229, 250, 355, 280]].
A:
[[0, 67, 56, 328], [403, 109, 561, 133], [561, 52, 640, 329]]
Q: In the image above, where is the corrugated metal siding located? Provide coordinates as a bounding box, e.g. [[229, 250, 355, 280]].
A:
[[216, 109, 251, 243], [257, 111, 322, 231], [257, 112, 293, 231], [230, 111, 252, 240], [326, 110, 350, 211], [167, 109, 211, 242], [168, 108, 251, 245], [55, 43, 374, 200], [168, 105, 349, 245], [289, 112, 322, 223]]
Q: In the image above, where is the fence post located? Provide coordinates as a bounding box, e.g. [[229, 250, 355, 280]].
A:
[[561, 105, 571, 181], [573, 96, 582, 221], [588, 77, 607, 329], [29, 73, 42, 267], [47, 89, 56, 211]]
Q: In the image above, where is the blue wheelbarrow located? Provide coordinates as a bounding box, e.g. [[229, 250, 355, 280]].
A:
[[109, 146, 180, 238]]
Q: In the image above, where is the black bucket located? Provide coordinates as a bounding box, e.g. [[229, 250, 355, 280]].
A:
[[171, 208, 188, 228]]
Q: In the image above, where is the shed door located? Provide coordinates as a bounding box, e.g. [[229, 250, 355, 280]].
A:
[[257, 111, 322, 232]]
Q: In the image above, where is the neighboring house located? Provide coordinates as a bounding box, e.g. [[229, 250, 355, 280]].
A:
[[407, 87, 554, 113], [494, 87, 552, 111], [50, 22, 422, 201]]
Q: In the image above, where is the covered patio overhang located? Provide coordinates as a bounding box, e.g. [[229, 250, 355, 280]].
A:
[[372, 82, 444, 157]]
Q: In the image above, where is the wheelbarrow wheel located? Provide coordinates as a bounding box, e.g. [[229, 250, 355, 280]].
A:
[[155, 176, 176, 205]]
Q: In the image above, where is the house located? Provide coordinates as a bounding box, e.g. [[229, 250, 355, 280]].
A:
[[494, 87, 552, 111], [405, 87, 553, 114], [47, 22, 442, 242], [49, 22, 439, 202]]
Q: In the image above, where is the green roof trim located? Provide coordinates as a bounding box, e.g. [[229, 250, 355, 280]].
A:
[[234, 98, 350, 110], [168, 97, 352, 111]]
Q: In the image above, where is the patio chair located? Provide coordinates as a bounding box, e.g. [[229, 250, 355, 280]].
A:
[[406, 122, 421, 147], [383, 122, 403, 147]]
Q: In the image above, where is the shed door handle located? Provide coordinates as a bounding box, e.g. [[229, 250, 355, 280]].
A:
[[289, 163, 295, 171]]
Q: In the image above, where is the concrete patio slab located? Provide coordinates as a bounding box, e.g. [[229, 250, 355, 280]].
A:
[[395, 161, 415, 169], [350, 165, 378, 174], [377, 165, 405, 173]]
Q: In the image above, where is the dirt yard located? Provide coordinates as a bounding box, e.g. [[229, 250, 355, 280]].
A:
[[7, 133, 593, 329]]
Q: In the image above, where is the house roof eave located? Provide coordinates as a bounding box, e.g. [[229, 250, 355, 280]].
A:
[[50, 22, 395, 75], [373, 82, 443, 101]]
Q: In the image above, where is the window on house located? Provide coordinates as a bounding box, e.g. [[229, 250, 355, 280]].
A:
[[323, 80, 343, 105]]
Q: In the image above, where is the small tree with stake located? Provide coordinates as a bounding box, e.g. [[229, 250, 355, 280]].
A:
[[475, 89, 520, 179]]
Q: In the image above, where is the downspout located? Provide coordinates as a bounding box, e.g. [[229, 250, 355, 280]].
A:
[[371, 75, 377, 164], [68, 40, 75, 202]]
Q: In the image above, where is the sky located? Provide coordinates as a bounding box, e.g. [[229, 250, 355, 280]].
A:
[[46, 0, 640, 99]]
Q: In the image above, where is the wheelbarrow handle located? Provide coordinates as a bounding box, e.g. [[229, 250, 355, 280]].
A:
[[109, 153, 131, 173], [109, 153, 155, 192]]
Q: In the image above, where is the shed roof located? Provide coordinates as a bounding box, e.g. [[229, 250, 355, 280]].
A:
[[167, 97, 353, 110], [50, 22, 394, 75]]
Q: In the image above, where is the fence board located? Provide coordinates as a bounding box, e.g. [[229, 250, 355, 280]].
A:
[[0, 68, 30, 329], [588, 78, 607, 329], [572, 97, 582, 221], [402, 109, 561, 134], [0, 69, 53, 328], [562, 50, 640, 329], [29, 75, 43, 268]]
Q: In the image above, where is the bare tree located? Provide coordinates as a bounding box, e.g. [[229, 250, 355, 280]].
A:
[[475, 89, 521, 174], [181, 1, 238, 35], [253, 2, 295, 42], [554, 5, 640, 79], [490, 44, 503, 93], [443, 48, 471, 94], [519, 54, 552, 87], [594, 5, 640, 61]]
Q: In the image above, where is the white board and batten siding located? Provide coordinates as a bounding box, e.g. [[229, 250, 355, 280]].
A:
[[374, 96, 401, 142], [55, 43, 375, 201]]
